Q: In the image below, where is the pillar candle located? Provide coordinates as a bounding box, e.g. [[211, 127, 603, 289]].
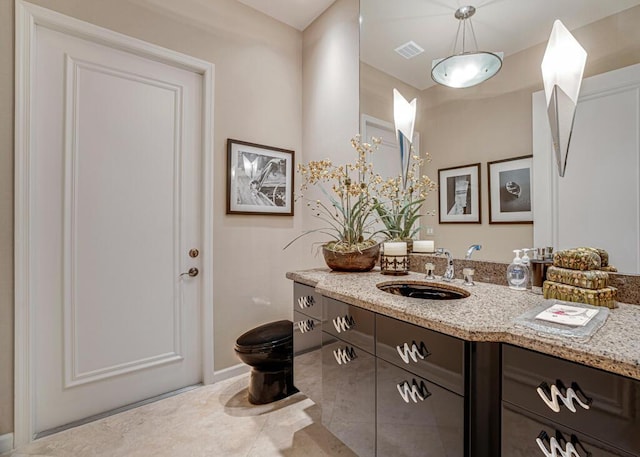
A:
[[383, 241, 407, 256], [413, 240, 435, 253]]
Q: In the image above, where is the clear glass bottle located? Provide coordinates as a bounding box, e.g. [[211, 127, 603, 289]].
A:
[[507, 249, 529, 291], [521, 248, 533, 290]]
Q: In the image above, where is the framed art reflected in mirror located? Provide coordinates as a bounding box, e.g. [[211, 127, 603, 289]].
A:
[[488, 155, 533, 224], [438, 163, 481, 224]]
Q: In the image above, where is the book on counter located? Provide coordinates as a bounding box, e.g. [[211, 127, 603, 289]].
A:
[[535, 303, 600, 327]]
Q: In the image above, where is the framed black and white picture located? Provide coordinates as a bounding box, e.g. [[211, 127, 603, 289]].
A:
[[488, 155, 533, 224], [227, 139, 294, 215], [438, 163, 481, 224]]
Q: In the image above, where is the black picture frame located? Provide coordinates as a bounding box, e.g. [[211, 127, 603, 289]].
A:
[[437, 163, 481, 224], [487, 155, 533, 224], [226, 139, 294, 215]]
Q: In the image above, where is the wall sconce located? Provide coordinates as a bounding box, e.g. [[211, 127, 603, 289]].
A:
[[393, 88, 416, 189], [541, 20, 587, 177]]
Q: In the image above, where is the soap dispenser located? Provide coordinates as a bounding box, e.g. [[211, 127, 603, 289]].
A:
[[521, 248, 533, 290], [507, 250, 529, 291]]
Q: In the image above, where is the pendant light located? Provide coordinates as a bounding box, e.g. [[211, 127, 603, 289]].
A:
[[431, 6, 503, 89]]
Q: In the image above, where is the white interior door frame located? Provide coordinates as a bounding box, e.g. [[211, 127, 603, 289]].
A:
[[14, 1, 215, 446]]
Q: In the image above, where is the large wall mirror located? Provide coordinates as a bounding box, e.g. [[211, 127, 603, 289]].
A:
[[360, 0, 640, 274]]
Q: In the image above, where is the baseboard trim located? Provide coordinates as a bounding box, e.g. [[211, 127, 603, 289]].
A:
[[212, 363, 250, 383], [0, 432, 14, 453]]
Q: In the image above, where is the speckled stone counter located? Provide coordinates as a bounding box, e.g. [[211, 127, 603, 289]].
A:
[[287, 268, 640, 381]]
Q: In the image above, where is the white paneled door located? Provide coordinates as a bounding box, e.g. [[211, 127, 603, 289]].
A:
[[28, 22, 206, 433], [533, 63, 640, 273]]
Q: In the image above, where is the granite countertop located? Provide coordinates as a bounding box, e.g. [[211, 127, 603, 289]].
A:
[[287, 268, 640, 381]]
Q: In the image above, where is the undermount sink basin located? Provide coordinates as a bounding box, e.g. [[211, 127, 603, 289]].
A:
[[377, 282, 470, 300]]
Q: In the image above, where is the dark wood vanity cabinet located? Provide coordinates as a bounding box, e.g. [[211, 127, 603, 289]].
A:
[[376, 315, 501, 457], [376, 358, 464, 457], [293, 282, 640, 457], [293, 283, 322, 406], [502, 402, 635, 457], [375, 314, 465, 457], [321, 302, 376, 457], [502, 345, 640, 457], [376, 313, 464, 395], [291, 283, 501, 457]]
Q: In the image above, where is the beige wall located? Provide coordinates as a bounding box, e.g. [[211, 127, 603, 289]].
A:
[[301, 0, 360, 245], [360, 61, 420, 126], [359, 5, 640, 263], [1, 0, 312, 435]]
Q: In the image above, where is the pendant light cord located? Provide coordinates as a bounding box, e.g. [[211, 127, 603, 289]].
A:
[[451, 15, 480, 56]]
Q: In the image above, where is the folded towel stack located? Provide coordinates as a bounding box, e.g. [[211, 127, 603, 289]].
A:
[[546, 266, 609, 290], [543, 247, 617, 308]]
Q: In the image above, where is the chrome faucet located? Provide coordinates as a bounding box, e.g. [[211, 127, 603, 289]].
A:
[[465, 244, 482, 260], [436, 248, 455, 282]]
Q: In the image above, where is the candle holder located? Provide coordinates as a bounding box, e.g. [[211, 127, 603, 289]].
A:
[[463, 268, 475, 286], [381, 254, 409, 275], [424, 262, 436, 280]]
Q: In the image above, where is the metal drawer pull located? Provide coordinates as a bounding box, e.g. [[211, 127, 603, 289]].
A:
[[297, 295, 315, 309], [397, 379, 431, 404], [333, 347, 357, 365], [396, 341, 431, 364], [297, 320, 315, 333], [535, 431, 588, 457], [536, 381, 592, 413], [332, 315, 355, 333]]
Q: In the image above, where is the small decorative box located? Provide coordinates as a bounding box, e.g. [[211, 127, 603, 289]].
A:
[[575, 247, 610, 267], [546, 266, 609, 290], [543, 280, 617, 309], [553, 248, 601, 271]]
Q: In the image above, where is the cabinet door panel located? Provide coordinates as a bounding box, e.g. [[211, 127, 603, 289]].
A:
[[377, 358, 464, 457], [293, 310, 321, 406], [294, 282, 322, 320], [376, 314, 464, 395], [323, 297, 375, 353], [322, 334, 375, 457], [503, 344, 640, 455], [502, 402, 635, 457]]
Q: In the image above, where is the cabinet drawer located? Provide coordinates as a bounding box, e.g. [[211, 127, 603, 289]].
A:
[[323, 297, 375, 353], [502, 402, 634, 457], [294, 282, 321, 320], [293, 310, 321, 355], [322, 334, 375, 457], [377, 358, 464, 457], [376, 314, 464, 395], [293, 311, 321, 406], [503, 344, 640, 455]]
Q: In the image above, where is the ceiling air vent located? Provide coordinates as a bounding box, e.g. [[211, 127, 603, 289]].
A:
[[394, 41, 424, 59]]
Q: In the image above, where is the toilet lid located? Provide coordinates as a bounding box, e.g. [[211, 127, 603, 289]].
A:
[[235, 320, 292, 349]]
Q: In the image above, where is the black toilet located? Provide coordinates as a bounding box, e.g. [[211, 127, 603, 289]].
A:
[[234, 319, 296, 404]]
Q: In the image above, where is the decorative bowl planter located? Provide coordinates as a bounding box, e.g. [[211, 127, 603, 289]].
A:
[[322, 243, 380, 272]]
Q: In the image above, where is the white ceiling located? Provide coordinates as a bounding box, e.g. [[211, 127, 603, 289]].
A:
[[236, 0, 337, 31], [361, 0, 640, 90]]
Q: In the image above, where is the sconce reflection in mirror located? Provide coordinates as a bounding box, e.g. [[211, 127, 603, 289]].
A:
[[393, 88, 416, 189], [541, 20, 587, 178]]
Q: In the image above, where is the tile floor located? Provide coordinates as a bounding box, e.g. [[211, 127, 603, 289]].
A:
[[3, 374, 357, 457]]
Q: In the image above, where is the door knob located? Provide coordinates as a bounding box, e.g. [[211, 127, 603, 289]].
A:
[[180, 267, 199, 278]]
